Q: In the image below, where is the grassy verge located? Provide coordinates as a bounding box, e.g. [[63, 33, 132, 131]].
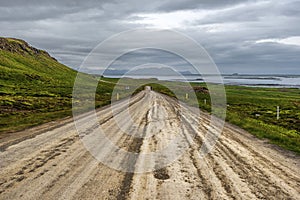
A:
[[223, 86, 300, 153], [0, 76, 117, 133]]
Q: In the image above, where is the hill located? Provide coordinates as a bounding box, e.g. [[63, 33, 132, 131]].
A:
[[0, 37, 114, 134], [0, 37, 77, 95]]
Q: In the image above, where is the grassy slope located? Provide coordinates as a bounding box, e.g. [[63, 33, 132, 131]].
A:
[[0, 38, 115, 134]]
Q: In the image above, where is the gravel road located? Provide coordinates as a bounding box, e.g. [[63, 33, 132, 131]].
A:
[[0, 90, 299, 200]]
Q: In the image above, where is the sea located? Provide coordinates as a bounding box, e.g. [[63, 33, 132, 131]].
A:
[[105, 74, 300, 88]]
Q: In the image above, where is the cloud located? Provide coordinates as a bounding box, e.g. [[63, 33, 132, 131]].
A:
[[256, 36, 300, 46], [0, 0, 299, 74], [156, 0, 251, 12]]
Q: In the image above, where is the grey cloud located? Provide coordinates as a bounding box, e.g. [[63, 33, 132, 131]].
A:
[[192, 0, 300, 25], [157, 0, 251, 12], [0, 0, 111, 8], [83, 48, 197, 75], [0, 0, 299, 74]]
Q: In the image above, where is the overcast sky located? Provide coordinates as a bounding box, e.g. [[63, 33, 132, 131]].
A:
[[1, 0, 300, 74]]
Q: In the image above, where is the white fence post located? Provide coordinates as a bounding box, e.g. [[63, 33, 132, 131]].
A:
[[277, 106, 280, 120]]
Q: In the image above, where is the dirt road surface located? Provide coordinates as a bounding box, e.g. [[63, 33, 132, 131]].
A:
[[0, 90, 299, 199]]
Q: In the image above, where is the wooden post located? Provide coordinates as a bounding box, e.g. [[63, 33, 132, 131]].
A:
[[277, 106, 280, 120], [117, 93, 119, 100], [185, 93, 189, 100]]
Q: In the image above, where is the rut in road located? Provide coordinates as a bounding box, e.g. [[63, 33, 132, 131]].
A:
[[0, 90, 299, 200]]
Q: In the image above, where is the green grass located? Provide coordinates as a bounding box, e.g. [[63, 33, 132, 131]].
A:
[[0, 39, 117, 134], [223, 86, 300, 153]]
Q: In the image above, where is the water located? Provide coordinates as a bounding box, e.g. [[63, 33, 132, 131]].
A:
[[222, 76, 300, 88], [105, 75, 300, 88]]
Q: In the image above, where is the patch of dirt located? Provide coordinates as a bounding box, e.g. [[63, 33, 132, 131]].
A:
[[154, 167, 170, 180]]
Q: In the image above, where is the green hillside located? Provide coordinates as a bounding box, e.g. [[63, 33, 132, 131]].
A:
[[0, 37, 114, 134], [0, 38, 77, 96]]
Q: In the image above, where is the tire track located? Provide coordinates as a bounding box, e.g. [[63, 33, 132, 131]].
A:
[[0, 90, 299, 200]]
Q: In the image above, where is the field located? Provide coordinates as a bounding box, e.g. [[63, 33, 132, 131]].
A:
[[221, 86, 300, 152]]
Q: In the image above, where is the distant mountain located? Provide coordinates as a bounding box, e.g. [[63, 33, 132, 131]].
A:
[[103, 69, 129, 75]]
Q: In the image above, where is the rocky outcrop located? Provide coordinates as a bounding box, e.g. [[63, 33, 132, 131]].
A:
[[0, 37, 56, 61]]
